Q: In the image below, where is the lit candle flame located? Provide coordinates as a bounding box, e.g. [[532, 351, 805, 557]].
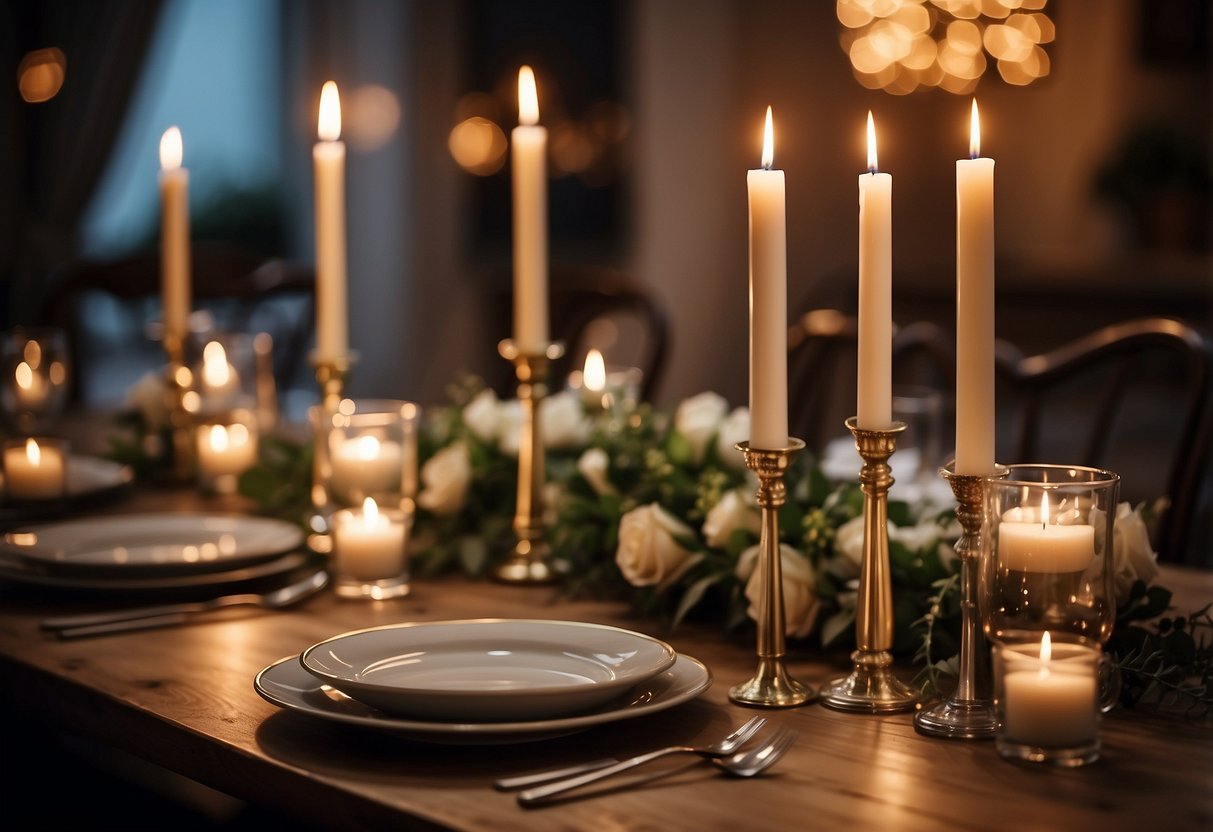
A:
[[518, 65, 539, 126], [160, 126, 183, 171], [583, 349, 606, 392], [969, 98, 980, 159], [355, 435, 380, 459], [1039, 630, 1052, 676], [209, 424, 229, 452], [202, 341, 231, 388], [1040, 493, 1050, 528], [318, 81, 342, 142], [362, 496, 379, 523], [866, 110, 878, 174], [15, 362, 32, 391], [761, 106, 774, 170], [25, 437, 39, 465]]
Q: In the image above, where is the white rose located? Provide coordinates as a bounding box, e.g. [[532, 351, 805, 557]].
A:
[[416, 442, 472, 516], [674, 392, 729, 463], [577, 447, 615, 496], [889, 520, 939, 553], [827, 515, 866, 579], [497, 400, 523, 456], [737, 543, 821, 639], [462, 388, 501, 443], [615, 503, 697, 588], [1110, 501, 1160, 604], [128, 370, 169, 431], [715, 407, 750, 471], [542, 390, 591, 449], [702, 489, 760, 548]]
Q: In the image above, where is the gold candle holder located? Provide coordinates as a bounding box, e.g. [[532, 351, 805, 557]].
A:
[[494, 339, 564, 585], [162, 333, 194, 482], [915, 462, 1009, 738], [822, 418, 918, 713], [728, 438, 812, 708], [311, 351, 358, 414]]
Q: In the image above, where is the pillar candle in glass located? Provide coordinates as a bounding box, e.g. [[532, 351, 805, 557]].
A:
[[955, 100, 995, 475], [3, 437, 67, 500], [319, 399, 420, 514], [159, 126, 191, 351], [314, 81, 349, 362], [332, 496, 409, 599], [857, 111, 892, 429], [747, 106, 788, 450], [511, 65, 549, 354], [195, 413, 259, 495]]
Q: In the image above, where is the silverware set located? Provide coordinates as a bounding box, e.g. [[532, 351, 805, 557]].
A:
[[39, 569, 328, 638], [495, 716, 797, 806]]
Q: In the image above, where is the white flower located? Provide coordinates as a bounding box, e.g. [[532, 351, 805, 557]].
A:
[[701, 489, 760, 548], [497, 400, 523, 456], [674, 392, 729, 463], [715, 407, 750, 471], [128, 370, 169, 431], [736, 543, 821, 639], [542, 390, 591, 449], [615, 503, 697, 588], [827, 515, 866, 579], [416, 441, 472, 516], [1109, 501, 1159, 604], [462, 388, 501, 443], [889, 520, 940, 553], [577, 447, 616, 496]]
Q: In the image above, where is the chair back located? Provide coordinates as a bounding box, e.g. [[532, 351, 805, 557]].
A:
[[995, 317, 1211, 564]]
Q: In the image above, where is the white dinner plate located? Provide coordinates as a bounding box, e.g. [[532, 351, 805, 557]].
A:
[[1, 513, 304, 577], [300, 619, 678, 721], [256, 653, 711, 745], [0, 550, 311, 593]]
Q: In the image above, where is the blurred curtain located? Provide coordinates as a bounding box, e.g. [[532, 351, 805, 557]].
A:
[[1, 0, 163, 323]]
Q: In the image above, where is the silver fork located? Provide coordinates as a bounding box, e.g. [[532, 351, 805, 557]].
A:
[[495, 716, 766, 791], [515, 724, 795, 806]]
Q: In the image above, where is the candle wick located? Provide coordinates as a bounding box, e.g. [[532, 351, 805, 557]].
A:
[[762, 161, 772, 172], [868, 166, 877, 176]]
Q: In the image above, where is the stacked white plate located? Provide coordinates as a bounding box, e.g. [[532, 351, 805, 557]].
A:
[[255, 619, 712, 744]]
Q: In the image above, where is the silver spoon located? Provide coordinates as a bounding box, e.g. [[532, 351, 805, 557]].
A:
[[41, 569, 329, 636], [495, 716, 766, 791]]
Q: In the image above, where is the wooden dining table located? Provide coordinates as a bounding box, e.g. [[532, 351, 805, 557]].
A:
[[0, 479, 1210, 831]]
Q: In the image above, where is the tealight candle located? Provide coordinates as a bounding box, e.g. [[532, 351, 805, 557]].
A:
[[998, 494, 1094, 574], [196, 422, 258, 479], [199, 341, 241, 408], [1001, 632, 1098, 748], [330, 434, 404, 503], [3, 437, 67, 499], [333, 497, 407, 583]]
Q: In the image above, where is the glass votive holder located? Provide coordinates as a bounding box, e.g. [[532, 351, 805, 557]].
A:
[[311, 399, 420, 535], [195, 409, 259, 495], [331, 497, 410, 599], [188, 332, 261, 419], [1, 327, 69, 435], [2, 437, 68, 500], [982, 464, 1120, 647], [568, 349, 644, 411], [994, 633, 1112, 766]]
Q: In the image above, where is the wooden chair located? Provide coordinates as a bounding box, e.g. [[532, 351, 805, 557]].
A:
[[995, 317, 1211, 565], [787, 309, 954, 453], [41, 243, 315, 403]]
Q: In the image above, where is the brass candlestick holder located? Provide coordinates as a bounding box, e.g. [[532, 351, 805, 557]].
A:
[[914, 462, 1009, 738], [162, 333, 194, 482], [495, 339, 564, 585], [729, 438, 812, 708], [822, 417, 918, 714], [311, 351, 358, 414]]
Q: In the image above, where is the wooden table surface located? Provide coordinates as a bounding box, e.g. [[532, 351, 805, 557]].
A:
[[0, 486, 1210, 831]]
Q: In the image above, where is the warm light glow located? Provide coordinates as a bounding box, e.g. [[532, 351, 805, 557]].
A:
[[344, 84, 401, 151], [362, 496, 380, 524], [209, 424, 230, 452], [866, 111, 878, 173], [318, 81, 342, 141], [761, 106, 774, 169], [354, 435, 380, 459], [1039, 630, 1053, 668], [23, 339, 41, 368], [15, 362, 32, 391], [969, 98, 981, 157], [1040, 493, 1050, 527], [202, 342, 231, 388], [159, 126, 183, 171], [17, 47, 66, 103], [448, 116, 508, 175], [518, 65, 539, 126], [25, 438, 39, 465], [583, 349, 607, 392]]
